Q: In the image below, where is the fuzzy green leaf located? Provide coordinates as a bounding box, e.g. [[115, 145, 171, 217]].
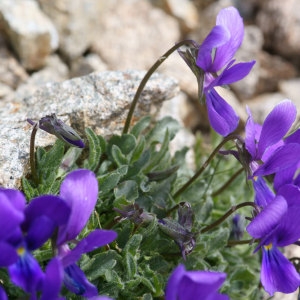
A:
[[83, 128, 103, 171], [130, 116, 151, 138]]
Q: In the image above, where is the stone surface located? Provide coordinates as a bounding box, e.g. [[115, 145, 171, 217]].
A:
[[0, 35, 28, 89], [255, 52, 297, 95], [69, 53, 108, 79], [256, 0, 300, 61], [0, 70, 179, 188], [38, 0, 106, 60], [91, 0, 181, 70], [15, 54, 69, 100], [278, 78, 300, 105], [150, 0, 200, 33], [232, 25, 263, 100], [0, 0, 59, 70]]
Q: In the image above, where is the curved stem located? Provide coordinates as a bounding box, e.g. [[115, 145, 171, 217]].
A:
[[211, 167, 244, 197], [173, 134, 243, 199], [200, 201, 257, 234], [122, 39, 196, 134], [30, 122, 39, 184]]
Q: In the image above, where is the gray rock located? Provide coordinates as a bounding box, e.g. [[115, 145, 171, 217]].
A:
[[278, 78, 300, 104], [15, 54, 69, 100], [0, 70, 179, 188], [38, 0, 106, 60], [232, 25, 263, 100], [150, 0, 200, 33], [0, 35, 28, 89], [70, 53, 108, 79], [255, 52, 297, 95], [256, 0, 300, 60], [91, 0, 181, 70], [0, 0, 59, 70]]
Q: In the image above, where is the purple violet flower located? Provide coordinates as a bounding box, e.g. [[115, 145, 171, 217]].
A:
[[0, 189, 70, 296], [165, 264, 228, 300], [179, 6, 255, 136], [247, 183, 300, 295], [55, 169, 117, 298], [0, 286, 8, 300], [224, 100, 300, 181]]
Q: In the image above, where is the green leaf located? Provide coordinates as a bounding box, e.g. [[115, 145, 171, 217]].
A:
[[83, 251, 120, 280], [145, 116, 180, 144], [83, 128, 104, 171], [114, 180, 138, 202], [126, 149, 150, 179], [130, 116, 151, 138], [108, 134, 137, 157], [136, 275, 156, 293], [98, 172, 121, 195], [125, 252, 137, 279], [36, 139, 65, 182], [124, 234, 143, 256], [130, 136, 146, 163], [111, 144, 129, 166], [21, 177, 38, 200], [143, 130, 171, 173]]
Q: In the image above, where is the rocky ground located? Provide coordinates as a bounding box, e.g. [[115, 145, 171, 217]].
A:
[[1, 0, 300, 298]]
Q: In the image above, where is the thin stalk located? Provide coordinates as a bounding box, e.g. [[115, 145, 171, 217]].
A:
[[211, 167, 244, 197], [122, 39, 196, 134], [173, 134, 243, 199], [200, 201, 257, 234], [30, 122, 39, 184]]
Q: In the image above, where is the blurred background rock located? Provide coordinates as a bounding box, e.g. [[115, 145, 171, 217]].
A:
[[1, 0, 300, 131], [1, 1, 300, 298]]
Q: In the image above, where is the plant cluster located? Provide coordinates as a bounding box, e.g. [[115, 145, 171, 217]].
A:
[[1, 6, 300, 300]]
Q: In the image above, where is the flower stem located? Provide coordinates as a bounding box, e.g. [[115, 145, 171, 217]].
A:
[[200, 201, 257, 234], [122, 39, 196, 134], [227, 238, 255, 247], [211, 167, 244, 197], [173, 134, 243, 199], [30, 122, 39, 184]]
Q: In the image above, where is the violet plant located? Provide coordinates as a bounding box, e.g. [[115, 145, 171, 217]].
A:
[[2, 5, 300, 300]]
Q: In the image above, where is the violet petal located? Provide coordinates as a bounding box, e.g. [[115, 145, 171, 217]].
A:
[[216, 61, 255, 86], [65, 230, 117, 265], [213, 6, 244, 70], [257, 100, 296, 158], [247, 195, 287, 239], [261, 245, 300, 296], [0, 192, 25, 241], [206, 88, 239, 136], [41, 257, 64, 300], [196, 25, 230, 72], [0, 241, 18, 267], [57, 169, 98, 245], [254, 143, 300, 177], [23, 195, 70, 232], [9, 250, 44, 294], [64, 263, 98, 297]]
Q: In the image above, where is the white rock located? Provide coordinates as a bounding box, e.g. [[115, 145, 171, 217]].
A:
[[0, 0, 59, 70]]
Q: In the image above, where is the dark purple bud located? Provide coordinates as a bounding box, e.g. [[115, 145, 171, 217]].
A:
[[27, 114, 85, 148], [230, 214, 245, 241], [158, 218, 195, 260], [114, 204, 154, 225], [178, 202, 193, 232]]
